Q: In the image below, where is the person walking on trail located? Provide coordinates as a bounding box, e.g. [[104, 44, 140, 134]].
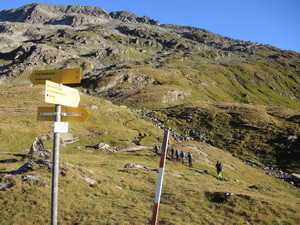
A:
[[187, 152, 193, 167], [154, 144, 159, 156], [175, 149, 180, 161], [170, 147, 175, 161], [180, 150, 186, 164], [216, 161, 223, 177]]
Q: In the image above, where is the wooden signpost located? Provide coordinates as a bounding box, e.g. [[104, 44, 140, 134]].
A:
[[37, 106, 90, 122], [30, 67, 88, 225], [30, 68, 81, 84]]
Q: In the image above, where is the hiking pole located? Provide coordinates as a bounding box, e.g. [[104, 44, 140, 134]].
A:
[[151, 130, 169, 225]]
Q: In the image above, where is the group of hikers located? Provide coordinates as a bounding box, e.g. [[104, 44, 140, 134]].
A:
[[153, 144, 223, 177], [154, 145, 193, 167]]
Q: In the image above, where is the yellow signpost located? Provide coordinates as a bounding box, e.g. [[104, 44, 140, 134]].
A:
[[30, 68, 81, 84], [31, 67, 88, 225], [45, 80, 80, 107], [37, 106, 90, 122]]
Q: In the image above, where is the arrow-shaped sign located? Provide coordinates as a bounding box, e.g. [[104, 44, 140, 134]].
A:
[[30, 68, 81, 84], [37, 106, 90, 122], [45, 80, 80, 107]]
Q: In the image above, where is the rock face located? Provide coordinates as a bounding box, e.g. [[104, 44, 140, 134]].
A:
[[13, 159, 52, 175], [0, 3, 159, 27], [29, 138, 52, 159], [29, 138, 45, 153], [109, 11, 160, 25], [0, 3, 110, 26]]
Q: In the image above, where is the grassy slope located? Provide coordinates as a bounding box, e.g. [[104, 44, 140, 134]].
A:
[[151, 102, 300, 173], [1, 141, 299, 224], [0, 83, 163, 152], [0, 84, 299, 224]]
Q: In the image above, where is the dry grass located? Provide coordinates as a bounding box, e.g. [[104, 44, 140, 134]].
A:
[[1, 141, 299, 224]]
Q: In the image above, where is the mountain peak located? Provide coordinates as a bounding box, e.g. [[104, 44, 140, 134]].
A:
[[0, 3, 159, 27], [0, 3, 110, 26]]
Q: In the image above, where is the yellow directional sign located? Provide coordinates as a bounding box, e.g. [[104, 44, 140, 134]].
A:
[[30, 68, 81, 84], [45, 80, 80, 107], [37, 106, 90, 122]]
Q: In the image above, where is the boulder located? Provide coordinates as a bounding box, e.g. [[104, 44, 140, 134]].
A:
[[21, 174, 39, 182], [29, 138, 52, 159], [20, 175, 50, 187], [291, 173, 300, 184], [34, 150, 52, 159], [29, 138, 45, 154], [169, 173, 183, 178], [124, 163, 151, 171], [13, 159, 52, 175], [94, 143, 110, 150], [0, 182, 13, 191], [83, 177, 97, 186], [60, 133, 80, 147]]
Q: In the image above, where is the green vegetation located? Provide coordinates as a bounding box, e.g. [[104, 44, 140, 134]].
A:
[[151, 102, 300, 172]]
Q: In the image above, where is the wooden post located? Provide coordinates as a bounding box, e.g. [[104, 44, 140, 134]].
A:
[[151, 130, 169, 225]]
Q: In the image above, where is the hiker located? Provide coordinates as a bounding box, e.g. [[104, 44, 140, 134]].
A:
[[153, 144, 159, 156], [216, 161, 223, 177], [170, 147, 174, 161], [175, 149, 180, 161], [180, 150, 186, 164], [187, 152, 193, 167]]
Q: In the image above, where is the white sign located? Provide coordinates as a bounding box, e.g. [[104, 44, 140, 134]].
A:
[[45, 80, 80, 107], [54, 122, 69, 133]]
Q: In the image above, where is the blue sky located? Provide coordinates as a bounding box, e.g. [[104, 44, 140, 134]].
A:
[[1, 0, 299, 53]]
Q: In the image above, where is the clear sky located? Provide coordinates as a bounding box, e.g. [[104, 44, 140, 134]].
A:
[[0, 0, 299, 53]]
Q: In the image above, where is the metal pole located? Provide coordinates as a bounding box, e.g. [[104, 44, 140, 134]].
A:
[[51, 104, 61, 225], [151, 130, 169, 225]]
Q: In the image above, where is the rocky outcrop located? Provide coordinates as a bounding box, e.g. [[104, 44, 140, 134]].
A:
[[0, 3, 110, 26], [110, 11, 159, 25], [162, 89, 190, 103], [0, 4, 159, 27], [0, 182, 13, 191], [29, 138, 52, 159], [13, 159, 52, 175], [124, 163, 156, 171]]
